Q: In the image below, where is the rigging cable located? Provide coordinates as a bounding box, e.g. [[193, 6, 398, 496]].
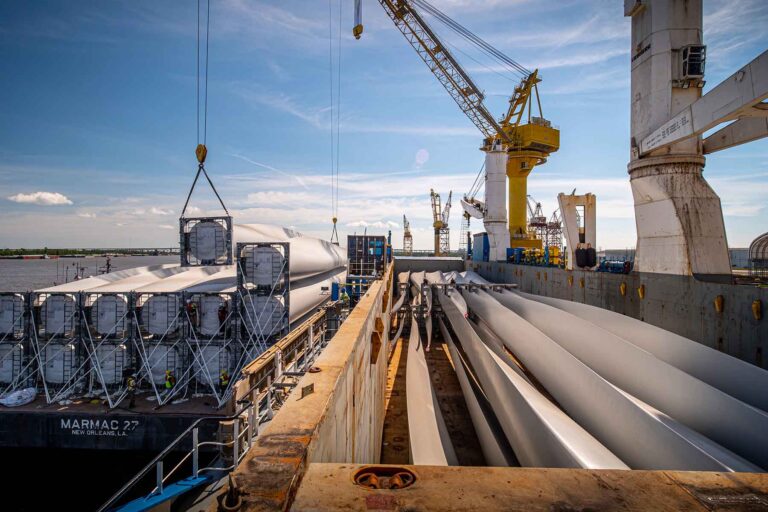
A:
[[328, 0, 335, 222], [328, 0, 343, 243], [183, 0, 229, 217], [467, 161, 485, 201], [335, 0, 342, 221], [204, 0, 211, 145], [409, 0, 530, 78]]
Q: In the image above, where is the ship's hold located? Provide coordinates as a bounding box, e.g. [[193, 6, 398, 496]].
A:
[[406, 310, 458, 465], [425, 271, 467, 317], [516, 290, 768, 412], [468, 317, 530, 384], [439, 317, 517, 467], [462, 288, 759, 471], [491, 289, 768, 469], [440, 291, 628, 469], [392, 271, 410, 312]]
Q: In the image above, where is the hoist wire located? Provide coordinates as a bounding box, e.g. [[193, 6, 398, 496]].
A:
[[335, 0, 342, 218], [411, 0, 527, 75], [423, 4, 527, 77], [328, 0, 336, 219], [184, 0, 228, 217], [204, 0, 211, 145], [196, 0, 200, 144], [444, 38, 517, 83], [467, 161, 485, 200], [409, 0, 530, 78], [196, 0, 211, 145], [328, 0, 343, 219]]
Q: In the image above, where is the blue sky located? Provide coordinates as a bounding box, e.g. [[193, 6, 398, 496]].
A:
[[1, 0, 766, 250]]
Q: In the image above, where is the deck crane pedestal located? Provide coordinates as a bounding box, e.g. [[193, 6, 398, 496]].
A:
[[357, 0, 559, 259]]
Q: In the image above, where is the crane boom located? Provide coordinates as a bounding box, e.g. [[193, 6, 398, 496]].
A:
[[403, 214, 413, 255], [442, 190, 452, 224], [377, 0, 504, 141], [362, 0, 559, 252]]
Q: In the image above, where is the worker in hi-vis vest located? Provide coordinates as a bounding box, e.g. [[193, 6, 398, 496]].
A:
[[165, 370, 176, 390], [341, 289, 350, 307], [127, 373, 137, 409]]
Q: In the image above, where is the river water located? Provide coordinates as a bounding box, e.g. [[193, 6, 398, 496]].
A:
[[0, 255, 178, 290]]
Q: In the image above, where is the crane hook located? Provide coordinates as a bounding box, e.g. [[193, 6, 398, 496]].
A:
[[196, 144, 208, 164]]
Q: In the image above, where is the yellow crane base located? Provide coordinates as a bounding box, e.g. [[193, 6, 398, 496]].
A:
[[510, 238, 543, 250]]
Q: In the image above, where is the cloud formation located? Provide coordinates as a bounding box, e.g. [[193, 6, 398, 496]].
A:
[[7, 191, 73, 206], [346, 219, 400, 229]]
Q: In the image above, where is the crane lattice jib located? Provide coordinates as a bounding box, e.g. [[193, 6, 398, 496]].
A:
[[430, 189, 442, 227], [442, 190, 452, 224], [379, 0, 505, 141]]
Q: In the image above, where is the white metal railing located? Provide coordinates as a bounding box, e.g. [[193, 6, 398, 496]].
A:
[[98, 305, 337, 512]]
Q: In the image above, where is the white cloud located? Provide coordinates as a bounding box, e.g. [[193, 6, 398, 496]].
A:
[[157, 224, 175, 230], [231, 153, 309, 189], [230, 85, 478, 138], [150, 207, 174, 216], [347, 219, 400, 229], [7, 191, 73, 205], [77, 212, 97, 218], [346, 220, 395, 229], [245, 190, 323, 205]]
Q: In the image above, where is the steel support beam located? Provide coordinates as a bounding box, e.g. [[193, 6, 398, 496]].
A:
[[639, 50, 768, 156]]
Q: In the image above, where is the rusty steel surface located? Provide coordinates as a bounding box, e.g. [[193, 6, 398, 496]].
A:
[[381, 334, 410, 465], [424, 333, 485, 466], [291, 463, 768, 511], [211, 263, 394, 512]]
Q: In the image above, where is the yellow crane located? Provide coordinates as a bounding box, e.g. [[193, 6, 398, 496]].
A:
[[430, 189, 451, 256], [403, 214, 413, 255], [355, 0, 559, 249], [430, 189, 443, 256]]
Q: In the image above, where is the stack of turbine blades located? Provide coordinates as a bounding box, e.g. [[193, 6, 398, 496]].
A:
[[442, 271, 768, 472]]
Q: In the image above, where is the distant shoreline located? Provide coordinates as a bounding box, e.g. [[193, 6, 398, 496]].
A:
[[0, 249, 179, 258]]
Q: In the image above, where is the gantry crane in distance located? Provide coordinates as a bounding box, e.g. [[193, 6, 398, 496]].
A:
[[355, 0, 559, 250], [430, 189, 451, 256], [526, 195, 548, 243], [547, 209, 563, 252], [403, 214, 413, 255]]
